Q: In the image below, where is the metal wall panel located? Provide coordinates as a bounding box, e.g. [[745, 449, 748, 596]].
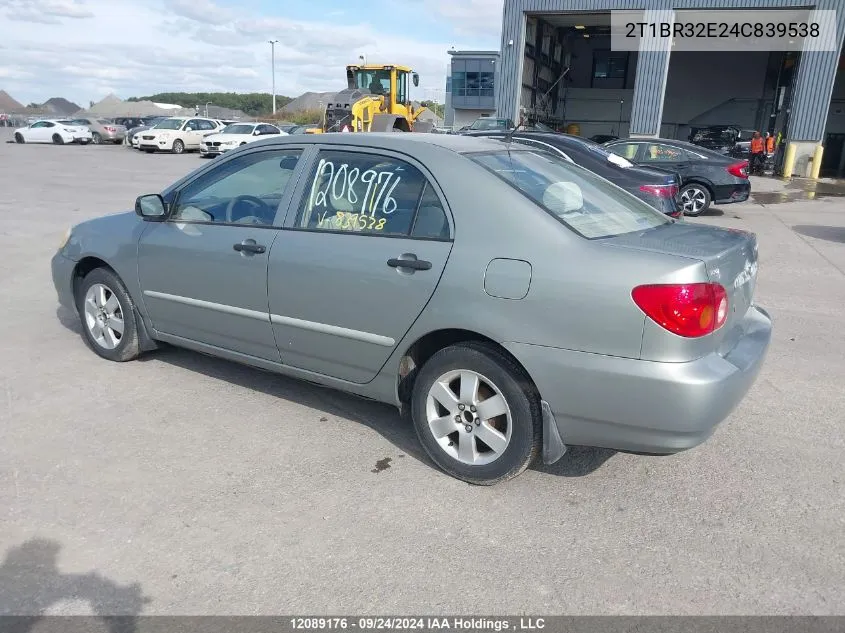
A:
[[499, 0, 843, 140]]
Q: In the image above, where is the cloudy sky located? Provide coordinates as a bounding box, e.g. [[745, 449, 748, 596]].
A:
[[0, 0, 503, 106]]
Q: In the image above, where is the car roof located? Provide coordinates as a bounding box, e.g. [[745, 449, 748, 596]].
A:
[[609, 137, 734, 159], [249, 132, 519, 155]]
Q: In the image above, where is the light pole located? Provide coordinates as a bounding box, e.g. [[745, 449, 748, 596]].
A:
[[269, 39, 279, 114], [205, 102, 211, 117], [359, 54, 366, 66]]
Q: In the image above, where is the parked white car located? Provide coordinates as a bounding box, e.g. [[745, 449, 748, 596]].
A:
[[13, 119, 93, 145], [137, 117, 224, 154], [199, 122, 287, 157]]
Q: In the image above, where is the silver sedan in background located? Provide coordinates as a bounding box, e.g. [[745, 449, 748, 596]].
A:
[[51, 133, 771, 485]]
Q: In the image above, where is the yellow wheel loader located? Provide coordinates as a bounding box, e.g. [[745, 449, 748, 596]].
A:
[[307, 64, 435, 134]]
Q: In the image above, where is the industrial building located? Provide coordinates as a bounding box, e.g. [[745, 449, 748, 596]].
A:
[[483, 0, 845, 177]]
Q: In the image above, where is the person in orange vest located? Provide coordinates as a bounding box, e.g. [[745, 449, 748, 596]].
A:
[[765, 131, 775, 154], [750, 131, 765, 175]]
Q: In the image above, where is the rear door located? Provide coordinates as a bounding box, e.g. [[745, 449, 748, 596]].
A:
[[268, 146, 454, 383]]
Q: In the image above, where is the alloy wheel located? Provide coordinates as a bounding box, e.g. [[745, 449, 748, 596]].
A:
[[83, 283, 125, 350], [425, 369, 513, 466], [681, 187, 707, 215]]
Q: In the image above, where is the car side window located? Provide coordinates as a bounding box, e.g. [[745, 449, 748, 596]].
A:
[[642, 144, 684, 162], [185, 119, 201, 131], [608, 143, 640, 160], [296, 150, 434, 237], [261, 125, 279, 135], [411, 183, 449, 239], [171, 150, 303, 226], [31, 122, 46, 128], [199, 120, 217, 131]]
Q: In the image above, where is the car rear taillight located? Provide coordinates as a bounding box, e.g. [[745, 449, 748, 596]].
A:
[[632, 283, 729, 338], [727, 161, 748, 178], [104, 126, 116, 133], [639, 183, 679, 199]]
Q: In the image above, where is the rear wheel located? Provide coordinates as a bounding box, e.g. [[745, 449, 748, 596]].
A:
[[76, 268, 141, 362], [680, 183, 711, 216], [171, 139, 185, 154], [14, 133, 24, 144], [91, 132, 101, 144], [411, 342, 542, 485], [52, 134, 64, 145]]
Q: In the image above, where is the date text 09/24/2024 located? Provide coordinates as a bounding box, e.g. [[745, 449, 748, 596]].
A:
[[290, 617, 547, 631]]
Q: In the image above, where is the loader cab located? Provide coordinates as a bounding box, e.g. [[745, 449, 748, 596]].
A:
[[347, 64, 419, 110]]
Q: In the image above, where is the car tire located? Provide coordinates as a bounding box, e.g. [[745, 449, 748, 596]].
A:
[[171, 139, 185, 154], [52, 134, 64, 145], [679, 183, 711, 217], [91, 132, 101, 145], [14, 133, 24, 144], [410, 342, 542, 485], [76, 267, 141, 362]]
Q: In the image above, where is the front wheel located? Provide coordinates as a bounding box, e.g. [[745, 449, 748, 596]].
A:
[[679, 183, 711, 217], [171, 139, 185, 154], [14, 133, 24, 144], [52, 134, 64, 145], [76, 268, 141, 362], [91, 132, 101, 144], [411, 342, 542, 485]]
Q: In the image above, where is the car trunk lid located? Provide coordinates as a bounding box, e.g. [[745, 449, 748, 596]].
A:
[[601, 222, 758, 354]]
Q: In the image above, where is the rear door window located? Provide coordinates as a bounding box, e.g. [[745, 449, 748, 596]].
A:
[[295, 149, 449, 239], [641, 144, 686, 162], [469, 149, 671, 239]]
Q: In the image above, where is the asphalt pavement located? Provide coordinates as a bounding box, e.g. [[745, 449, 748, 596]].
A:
[[0, 129, 843, 616]]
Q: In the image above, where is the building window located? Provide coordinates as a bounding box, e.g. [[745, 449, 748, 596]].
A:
[[592, 51, 628, 83], [452, 70, 494, 97]]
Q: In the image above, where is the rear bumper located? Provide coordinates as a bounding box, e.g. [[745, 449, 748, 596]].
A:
[[713, 181, 751, 204], [505, 305, 772, 454]]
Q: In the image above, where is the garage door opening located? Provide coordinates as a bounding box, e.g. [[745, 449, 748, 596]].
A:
[[663, 47, 800, 177], [520, 12, 634, 143]]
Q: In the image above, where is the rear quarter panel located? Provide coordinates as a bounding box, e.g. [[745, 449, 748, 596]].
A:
[[386, 148, 707, 364]]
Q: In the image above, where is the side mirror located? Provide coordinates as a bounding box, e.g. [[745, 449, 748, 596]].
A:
[[412, 73, 420, 87], [185, 126, 193, 132], [254, 129, 261, 135], [135, 194, 166, 220]]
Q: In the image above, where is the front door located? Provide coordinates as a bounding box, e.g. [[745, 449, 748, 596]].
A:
[[137, 147, 306, 361], [268, 147, 454, 383]]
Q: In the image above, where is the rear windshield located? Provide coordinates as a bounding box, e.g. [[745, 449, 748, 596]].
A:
[[469, 149, 671, 239]]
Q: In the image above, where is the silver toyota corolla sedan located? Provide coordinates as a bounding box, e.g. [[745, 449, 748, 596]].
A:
[[51, 133, 772, 485]]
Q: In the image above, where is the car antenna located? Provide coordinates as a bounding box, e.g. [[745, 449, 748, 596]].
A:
[[504, 110, 526, 145]]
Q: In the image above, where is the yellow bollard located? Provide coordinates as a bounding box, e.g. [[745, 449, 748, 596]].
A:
[[809, 143, 824, 180], [781, 142, 797, 178]]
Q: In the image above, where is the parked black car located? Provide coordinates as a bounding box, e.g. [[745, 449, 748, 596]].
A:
[[465, 131, 682, 217], [604, 138, 750, 216]]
